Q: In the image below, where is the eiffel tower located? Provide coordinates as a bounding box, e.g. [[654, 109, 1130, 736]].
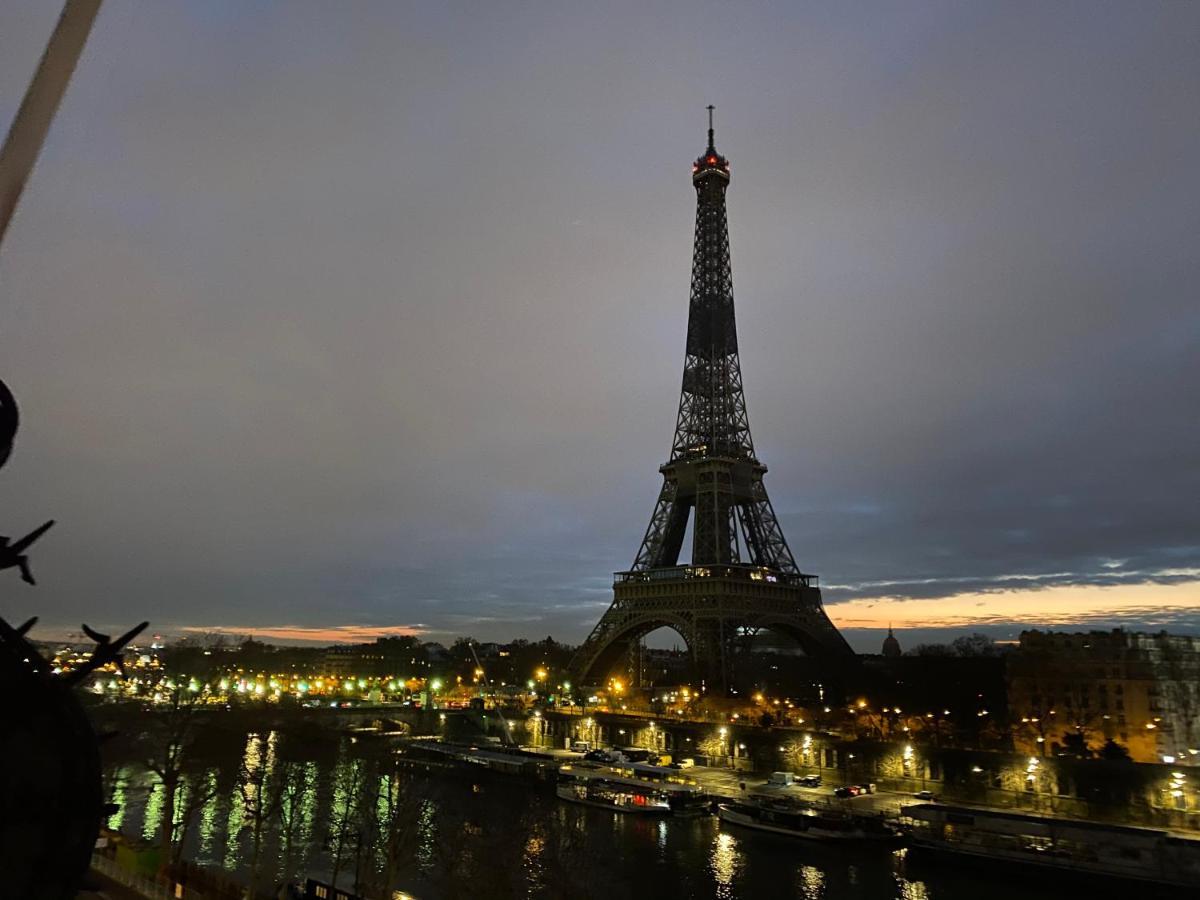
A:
[[571, 109, 852, 694]]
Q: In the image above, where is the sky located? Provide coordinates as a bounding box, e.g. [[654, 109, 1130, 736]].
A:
[[1, 1, 1197, 652]]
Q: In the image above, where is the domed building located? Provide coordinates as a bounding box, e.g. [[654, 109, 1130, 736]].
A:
[[882, 626, 902, 658]]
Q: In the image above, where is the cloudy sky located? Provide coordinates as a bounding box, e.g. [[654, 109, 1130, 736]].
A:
[[1, 2, 1197, 651]]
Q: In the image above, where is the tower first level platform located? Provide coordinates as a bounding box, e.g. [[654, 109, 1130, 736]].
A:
[[574, 564, 850, 694]]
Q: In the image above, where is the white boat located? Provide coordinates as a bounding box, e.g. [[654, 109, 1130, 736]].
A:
[[556, 769, 708, 815], [718, 799, 898, 842], [556, 775, 673, 813]]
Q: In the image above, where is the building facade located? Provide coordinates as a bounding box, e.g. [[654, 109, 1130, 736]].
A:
[[1007, 629, 1200, 764]]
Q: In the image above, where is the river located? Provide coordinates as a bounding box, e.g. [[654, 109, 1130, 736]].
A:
[[103, 728, 1133, 900]]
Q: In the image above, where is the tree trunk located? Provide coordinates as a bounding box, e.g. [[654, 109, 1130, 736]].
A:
[[160, 776, 178, 869], [249, 816, 266, 896]]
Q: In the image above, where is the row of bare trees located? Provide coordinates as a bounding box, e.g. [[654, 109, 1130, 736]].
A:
[[104, 690, 622, 898]]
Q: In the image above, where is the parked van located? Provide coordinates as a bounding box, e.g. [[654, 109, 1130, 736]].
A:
[[768, 771, 796, 786], [614, 747, 653, 763]]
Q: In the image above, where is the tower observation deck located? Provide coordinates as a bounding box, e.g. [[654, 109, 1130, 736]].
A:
[[570, 109, 853, 693]]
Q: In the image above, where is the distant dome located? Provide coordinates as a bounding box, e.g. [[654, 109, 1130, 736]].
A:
[[882, 627, 901, 658]]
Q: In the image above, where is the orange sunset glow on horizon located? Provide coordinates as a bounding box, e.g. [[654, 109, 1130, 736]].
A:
[[826, 580, 1200, 631]]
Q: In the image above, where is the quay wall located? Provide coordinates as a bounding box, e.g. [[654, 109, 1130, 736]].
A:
[[527, 709, 1200, 832]]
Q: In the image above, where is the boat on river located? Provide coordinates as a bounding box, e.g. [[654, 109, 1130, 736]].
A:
[[405, 739, 560, 782], [901, 803, 1200, 887], [556, 768, 709, 815], [718, 797, 899, 842]]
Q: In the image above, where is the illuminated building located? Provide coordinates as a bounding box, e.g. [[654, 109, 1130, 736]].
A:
[[1008, 630, 1200, 763]]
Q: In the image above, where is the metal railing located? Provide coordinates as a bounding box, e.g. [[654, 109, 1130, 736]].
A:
[[91, 853, 204, 899], [614, 564, 814, 588]]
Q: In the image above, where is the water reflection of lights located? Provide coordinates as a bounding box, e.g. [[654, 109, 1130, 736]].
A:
[[197, 771, 219, 862], [797, 865, 825, 898], [415, 798, 438, 872], [890, 847, 932, 899], [657, 819, 668, 853], [710, 831, 739, 896], [898, 879, 931, 899], [106, 777, 127, 832], [523, 830, 546, 888], [223, 785, 245, 871], [141, 783, 162, 843]]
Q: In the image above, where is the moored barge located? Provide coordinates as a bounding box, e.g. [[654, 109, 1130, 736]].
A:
[[901, 802, 1200, 887], [719, 797, 898, 842], [557, 768, 709, 815]]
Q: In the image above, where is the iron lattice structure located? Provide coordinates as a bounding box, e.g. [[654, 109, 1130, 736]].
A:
[[572, 113, 852, 693]]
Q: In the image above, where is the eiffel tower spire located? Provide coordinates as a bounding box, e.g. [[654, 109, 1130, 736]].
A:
[[571, 111, 851, 694]]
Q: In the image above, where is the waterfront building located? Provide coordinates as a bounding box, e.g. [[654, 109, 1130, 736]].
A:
[[1007, 629, 1200, 764], [323, 636, 431, 678]]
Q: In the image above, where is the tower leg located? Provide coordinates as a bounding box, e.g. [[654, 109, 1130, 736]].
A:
[[689, 619, 732, 695]]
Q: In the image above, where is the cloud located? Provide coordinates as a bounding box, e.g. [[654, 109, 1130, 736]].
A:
[[1, 2, 1198, 644]]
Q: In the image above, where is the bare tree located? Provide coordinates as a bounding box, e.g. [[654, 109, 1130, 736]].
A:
[[237, 732, 278, 897], [356, 764, 430, 898], [140, 687, 202, 867], [271, 759, 314, 888], [1058, 683, 1102, 754], [915, 710, 953, 748], [528, 808, 624, 898], [172, 770, 220, 866], [1159, 641, 1200, 753], [1013, 711, 1052, 757], [326, 757, 365, 891]]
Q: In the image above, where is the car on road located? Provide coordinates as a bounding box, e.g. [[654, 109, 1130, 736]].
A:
[[797, 775, 822, 788], [912, 790, 936, 801], [583, 749, 610, 762]]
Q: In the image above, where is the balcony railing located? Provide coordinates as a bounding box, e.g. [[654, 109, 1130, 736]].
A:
[[614, 564, 814, 589]]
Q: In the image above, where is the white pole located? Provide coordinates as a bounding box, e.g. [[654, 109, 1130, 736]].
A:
[[0, 0, 103, 251]]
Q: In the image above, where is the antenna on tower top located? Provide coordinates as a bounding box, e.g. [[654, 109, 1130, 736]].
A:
[[706, 104, 715, 151]]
